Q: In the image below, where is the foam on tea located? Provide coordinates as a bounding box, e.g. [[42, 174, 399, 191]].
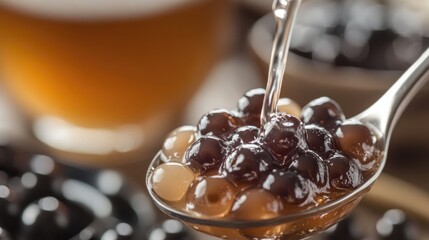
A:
[[0, 0, 199, 19]]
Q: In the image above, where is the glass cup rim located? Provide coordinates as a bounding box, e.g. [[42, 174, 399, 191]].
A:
[[146, 149, 386, 229]]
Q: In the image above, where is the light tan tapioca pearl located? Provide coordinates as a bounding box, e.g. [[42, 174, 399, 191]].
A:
[[277, 98, 301, 117], [231, 189, 284, 238], [186, 175, 237, 217], [162, 125, 197, 162], [151, 162, 196, 202]]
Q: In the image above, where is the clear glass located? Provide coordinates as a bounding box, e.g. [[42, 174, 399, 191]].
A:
[[0, 0, 232, 165]]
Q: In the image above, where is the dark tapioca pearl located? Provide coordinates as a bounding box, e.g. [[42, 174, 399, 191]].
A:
[[0, 171, 7, 185], [237, 88, 266, 127], [301, 97, 345, 131], [326, 153, 363, 190], [148, 219, 193, 240], [335, 119, 376, 165], [290, 151, 327, 187], [223, 144, 274, 185], [305, 124, 336, 159], [228, 125, 260, 148], [0, 185, 19, 235], [76, 226, 102, 240], [260, 113, 307, 166], [377, 209, 417, 240], [0, 145, 18, 176], [100, 223, 134, 240], [261, 170, 309, 204], [8, 171, 55, 215], [18, 197, 73, 240], [197, 109, 242, 139], [324, 216, 361, 240], [184, 136, 227, 173], [20, 197, 93, 240], [0, 227, 12, 240]]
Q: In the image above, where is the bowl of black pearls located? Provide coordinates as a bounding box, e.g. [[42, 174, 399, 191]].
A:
[[0, 140, 198, 240], [248, 0, 429, 150]]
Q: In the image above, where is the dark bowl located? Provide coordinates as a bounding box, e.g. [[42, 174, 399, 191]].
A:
[[0, 144, 156, 240], [248, 11, 429, 150]]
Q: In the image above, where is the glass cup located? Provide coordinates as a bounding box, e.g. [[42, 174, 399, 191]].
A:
[[0, 0, 233, 165]]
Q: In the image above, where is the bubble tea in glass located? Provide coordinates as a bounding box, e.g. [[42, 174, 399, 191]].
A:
[[0, 0, 232, 164]]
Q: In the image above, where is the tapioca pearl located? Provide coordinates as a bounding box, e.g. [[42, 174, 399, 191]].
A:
[[261, 170, 309, 204], [184, 136, 227, 173], [0, 171, 7, 186], [260, 113, 307, 166], [326, 153, 363, 190], [277, 98, 301, 117], [290, 150, 327, 187], [0, 185, 17, 234], [324, 216, 362, 240], [377, 209, 416, 240], [231, 188, 283, 220], [305, 124, 336, 159], [223, 144, 274, 185], [335, 119, 376, 165], [0, 145, 18, 176], [237, 88, 266, 127], [301, 97, 345, 130], [228, 125, 259, 148], [0, 227, 11, 240], [197, 109, 242, 139], [162, 126, 197, 161], [233, 190, 284, 240], [18, 197, 72, 240], [100, 223, 134, 240], [186, 175, 237, 217], [151, 163, 196, 202]]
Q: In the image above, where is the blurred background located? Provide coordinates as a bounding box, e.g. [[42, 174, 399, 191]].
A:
[[0, 0, 428, 239]]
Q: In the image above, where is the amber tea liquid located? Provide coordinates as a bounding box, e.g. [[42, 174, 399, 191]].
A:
[[0, 0, 231, 128]]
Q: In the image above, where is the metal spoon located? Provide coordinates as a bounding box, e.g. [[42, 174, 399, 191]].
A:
[[146, 0, 429, 238]]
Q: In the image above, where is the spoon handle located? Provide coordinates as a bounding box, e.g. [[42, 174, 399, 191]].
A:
[[260, 0, 301, 126], [355, 48, 429, 142]]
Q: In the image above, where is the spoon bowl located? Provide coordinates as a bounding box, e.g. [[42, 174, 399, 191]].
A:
[[146, 149, 379, 239]]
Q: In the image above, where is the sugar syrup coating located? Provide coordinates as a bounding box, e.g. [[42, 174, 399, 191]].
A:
[[289, 150, 328, 187], [326, 153, 363, 190], [305, 124, 336, 159], [153, 91, 380, 228], [186, 175, 237, 217], [184, 136, 227, 173], [228, 125, 259, 148], [151, 162, 196, 202], [260, 113, 307, 166], [197, 109, 242, 139], [223, 144, 274, 185], [335, 119, 376, 165], [162, 126, 197, 162], [237, 88, 266, 127], [301, 97, 345, 130], [261, 169, 309, 204]]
